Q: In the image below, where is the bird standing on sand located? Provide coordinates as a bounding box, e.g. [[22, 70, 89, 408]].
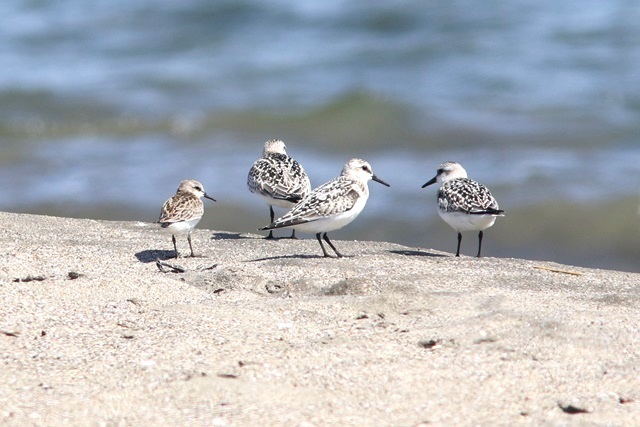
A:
[[157, 179, 216, 258], [261, 158, 390, 258], [422, 161, 503, 257], [247, 139, 311, 239]]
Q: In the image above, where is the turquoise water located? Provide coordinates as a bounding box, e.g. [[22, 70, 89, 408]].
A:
[[1, 1, 639, 271]]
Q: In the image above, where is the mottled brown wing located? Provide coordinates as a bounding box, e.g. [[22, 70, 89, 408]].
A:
[[158, 193, 203, 224]]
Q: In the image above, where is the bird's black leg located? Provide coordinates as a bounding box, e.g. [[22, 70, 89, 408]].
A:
[[172, 234, 179, 258], [323, 233, 345, 258], [289, 229, 297, 239], [187, 233, 196, 257], [456, 232, 462, 257], [316, 233, 331, 257], [265, 207, 275, 239], [476, 230, 483, 258]]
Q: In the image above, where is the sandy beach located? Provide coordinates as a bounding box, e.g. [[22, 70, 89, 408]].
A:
[[1, 211, 638, 426]]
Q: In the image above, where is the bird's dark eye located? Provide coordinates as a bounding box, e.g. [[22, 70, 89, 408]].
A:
[[362, 165, 369, 171]]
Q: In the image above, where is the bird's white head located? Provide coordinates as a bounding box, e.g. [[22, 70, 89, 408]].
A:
[[422, 161, 468, 188], [341, 158, 390, 187], [263, 139, 287, 156], [176, 179, 216, 201], [436, 162, 468, 182]]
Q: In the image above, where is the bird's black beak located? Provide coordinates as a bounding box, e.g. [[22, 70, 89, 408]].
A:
[[204, 193, 217, 202], [373, 175, 390, 187], [421, 176, 437, 188]]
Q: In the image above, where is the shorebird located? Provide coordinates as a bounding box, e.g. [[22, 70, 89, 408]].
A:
[[157, 179, 216, 258], [247, 139, 311, 239], [422, 161, 504, 257], [260, 158, 389, 257]]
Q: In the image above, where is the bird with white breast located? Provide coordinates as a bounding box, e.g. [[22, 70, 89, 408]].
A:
[[422, 161, 504, 257], [157, 179, 216, 258], [261, 158, 390, 258]]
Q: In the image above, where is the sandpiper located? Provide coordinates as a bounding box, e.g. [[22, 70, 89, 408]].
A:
[[247, 139, 311, 239], [422, 162, 503, 257], [261, 158, 389, 257], [157, 179, 216, 258]]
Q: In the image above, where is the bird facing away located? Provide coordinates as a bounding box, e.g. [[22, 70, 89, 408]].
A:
[[157, 179, 216, 258], [260, 158, 390, 258], [247, 139, 311, 239], [422, 162, 504, 257]]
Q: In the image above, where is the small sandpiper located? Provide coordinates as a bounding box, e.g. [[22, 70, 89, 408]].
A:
[[247, 139, 311, 239], [422, 161, 504, 257], [157, 179, 216, 258], [260, 158, 390, 258]]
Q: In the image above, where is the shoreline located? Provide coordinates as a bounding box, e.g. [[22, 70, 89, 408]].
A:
[[1, 211, 638, 425]]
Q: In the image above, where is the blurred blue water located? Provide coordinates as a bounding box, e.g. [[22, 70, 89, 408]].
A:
[[3, 1, 639, 122], [0, 0, 638, 270]]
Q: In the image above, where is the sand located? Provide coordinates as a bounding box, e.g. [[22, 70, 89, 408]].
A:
[[0, 211, 638, 426]]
